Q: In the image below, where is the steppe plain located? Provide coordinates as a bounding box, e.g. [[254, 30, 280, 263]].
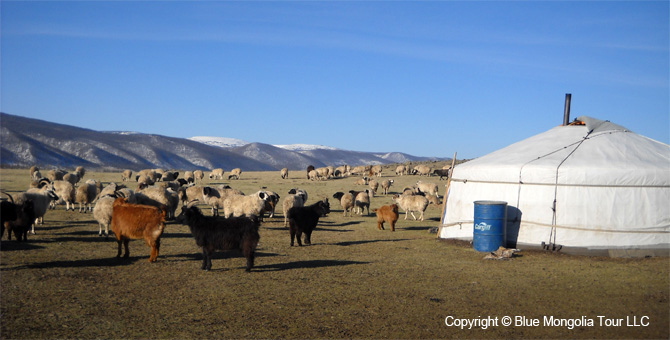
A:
[[1, 165, 668, 339]]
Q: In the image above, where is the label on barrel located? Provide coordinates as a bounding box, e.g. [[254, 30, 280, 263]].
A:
[[474, 222, 492, 231]]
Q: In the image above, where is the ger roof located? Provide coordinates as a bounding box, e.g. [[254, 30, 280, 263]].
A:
[[452, 116, 670, 187]]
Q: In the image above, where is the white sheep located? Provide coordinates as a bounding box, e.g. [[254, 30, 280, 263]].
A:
[[161, 171, 180, 182], [315, 167, 330, 179], [63, 172, 80, 186], [178, 185, 239, 216], [392, 193, 429, 221], [153, 169, 166, 179], [332, 192, 354, 217], [402, 186, 419, 195], [381, 179, 394, 195], [412, 164, 432, 176], [47, 169, 67, 182], [426, 194, 441, 205], [178, 185, 206, 205], [30, 166, 42, 181], [209, 186, 245, 216], [75, 180, 102, 213], [209, 168, 224, 180], [280, 168, 289, 179], [395, 165, 408, 176], [223, 191, 268, 218], [415, 181, 440, 198], [184, 171, 195, 184], [135, 184, 176, 219], [75, 166, 86, 180], [47, 180, 76, 211], [349, 165, 370, 176], [182, 186, 221, 215], [369, 165, 382, 177], [308, 169, 321, 181], [15, 188, 59, 233], [354, 189, 371, 215], [93, 195, 116, 237], [193, 170, 204, 183], [228, 168, 242, 180], [156, 180, 181, 192], [282, 189, 308, 226], [97, 182, 121, 197], [116, 188, 136, 203], [354, 176, 368, 185], [136, 174, 155, 186], [121, 170, 132, 181], [137, 169, 160, 183], [334, 165, 350, 177], [368, 179, 379, 196]]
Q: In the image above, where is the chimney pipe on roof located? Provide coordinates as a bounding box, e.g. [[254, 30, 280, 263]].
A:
[[563, 93, 572, 126]]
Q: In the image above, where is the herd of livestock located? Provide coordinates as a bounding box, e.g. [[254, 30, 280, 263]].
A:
[[1, 163, 450, 271]]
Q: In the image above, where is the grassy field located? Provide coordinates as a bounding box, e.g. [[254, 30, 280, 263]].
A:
[[1, 166, 668, 339]]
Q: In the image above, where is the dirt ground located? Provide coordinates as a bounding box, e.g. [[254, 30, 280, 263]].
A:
[[1, 167, 668, 339]]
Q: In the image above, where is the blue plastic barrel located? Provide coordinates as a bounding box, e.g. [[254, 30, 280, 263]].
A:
[[473, 201, 507, 252]]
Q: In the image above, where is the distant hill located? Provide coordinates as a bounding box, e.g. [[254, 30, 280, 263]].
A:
[[192, 136, 446, 168], [0, 113, 274, 171], [0, 113, 448, 171]]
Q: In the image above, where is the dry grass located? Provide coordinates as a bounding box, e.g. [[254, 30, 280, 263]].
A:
[[1, 167, 668, 339]]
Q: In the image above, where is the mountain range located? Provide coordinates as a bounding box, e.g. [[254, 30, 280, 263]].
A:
[[0, 112, 446, 171]]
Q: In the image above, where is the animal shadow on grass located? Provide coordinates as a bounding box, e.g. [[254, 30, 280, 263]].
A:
[[50, 234, 114, 243], [168, 251, 281, 272], [253, 259, 369, 272], [4, 256, 141, 270], [264, 226, 291, 231], [171, 250, 279, 261], [402, 226, 433, 231], [334, 238, 410, 247], [318, 220, 360, 229], [0, 241, 45, 251]]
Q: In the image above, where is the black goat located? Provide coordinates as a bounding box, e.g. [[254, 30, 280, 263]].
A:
[[287, 199, 330, 246], [1, 192, 18, 233], [3, 199, 36, 241], [432, 168, 450, 180], [176, 205, 260, 272]]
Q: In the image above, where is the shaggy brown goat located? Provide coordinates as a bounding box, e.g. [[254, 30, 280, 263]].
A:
[[176, 205, 260, 272], [287, 199, 330, 246], [110, 198, 166, 262], [373, 204, 399, 232]]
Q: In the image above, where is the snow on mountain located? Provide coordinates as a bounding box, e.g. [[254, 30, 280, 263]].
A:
[[189, 136, 250, 148], [0, 113, 449, 171], [273, 144, 340, 152]]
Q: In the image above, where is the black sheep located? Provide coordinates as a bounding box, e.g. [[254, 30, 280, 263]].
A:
[[176, 205, 260, 272], [287, 199, 330, 246]]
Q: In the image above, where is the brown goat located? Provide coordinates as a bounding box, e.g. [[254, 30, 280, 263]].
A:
[[176, 205, 261, 272], [110, 198, 166, 262], [373, 204, 399, 232]]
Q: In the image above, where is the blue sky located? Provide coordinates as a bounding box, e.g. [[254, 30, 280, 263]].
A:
[[1, 1, 668, 159]]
